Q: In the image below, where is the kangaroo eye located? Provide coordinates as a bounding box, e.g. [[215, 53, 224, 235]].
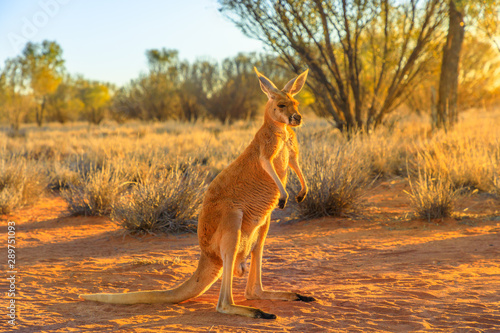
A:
[[278, 104, 286, 108]]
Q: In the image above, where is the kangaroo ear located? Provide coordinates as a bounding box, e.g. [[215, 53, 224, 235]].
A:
[[254, 67, 282, 99], [282, 69, 309, 96]]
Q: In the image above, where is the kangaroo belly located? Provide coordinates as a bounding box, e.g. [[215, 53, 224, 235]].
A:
[[197, 132, 289, 258], [235, 216, 267, 273]]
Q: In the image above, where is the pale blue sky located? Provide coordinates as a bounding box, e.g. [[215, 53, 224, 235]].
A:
[[0, 0, 266, 86]]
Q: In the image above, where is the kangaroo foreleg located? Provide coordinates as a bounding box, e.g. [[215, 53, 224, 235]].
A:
[[289, 157, 308, 203], [259, 156, 288, 209]]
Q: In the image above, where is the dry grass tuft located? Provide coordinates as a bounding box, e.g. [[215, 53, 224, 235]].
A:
[[290, 140, 372, 219], [61, 164, 127, 216], [0, 159, 47, 214], [414, 137, 499, 193], [494, 170, 500, 197], [407, 167, 458, 220], [1, 110, 499, 225], [47, 163, 81, 192], [112, 162, 208, 234]]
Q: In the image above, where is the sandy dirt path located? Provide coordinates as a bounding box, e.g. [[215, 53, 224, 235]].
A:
[[1, 181, 500, 332]]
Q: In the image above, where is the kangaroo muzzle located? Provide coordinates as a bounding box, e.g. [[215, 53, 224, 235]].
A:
[[289, 113, 302, 126]]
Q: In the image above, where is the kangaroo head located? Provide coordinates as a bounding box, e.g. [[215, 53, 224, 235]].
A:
[[254, 67, 308, 127]]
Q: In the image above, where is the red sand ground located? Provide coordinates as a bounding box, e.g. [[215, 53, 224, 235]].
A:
[[1, 180, 500, 332]]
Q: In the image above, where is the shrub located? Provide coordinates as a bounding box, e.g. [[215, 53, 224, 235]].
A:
[[0, 159, 47, 214], [409, 122, 500, 195], [493, 168, 500, 198], [407, 167, 458, 220], [6, 128, 28, 139], [0, 184, 23, 215], [61, 164, 126, 216], [361, 128, 415, 177], [290, 140, 372, 219], [112, 162, 208, 234], [47, 163, 81, 192]]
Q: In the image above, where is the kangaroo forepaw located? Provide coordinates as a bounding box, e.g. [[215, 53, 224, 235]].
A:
[[296, 193, 306, 203], [295, 294, 316, 302], [278, 198, 287, 209]]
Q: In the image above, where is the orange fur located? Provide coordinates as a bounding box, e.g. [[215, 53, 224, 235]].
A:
[[79, 68, 314, 319]]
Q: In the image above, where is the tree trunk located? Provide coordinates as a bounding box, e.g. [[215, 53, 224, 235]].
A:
[[36, 96, 46, 127], [436, 0, 464, 130], [12, 111, 21, 132]]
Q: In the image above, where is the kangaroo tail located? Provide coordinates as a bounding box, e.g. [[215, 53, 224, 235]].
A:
[[79, 252, 222, 304]]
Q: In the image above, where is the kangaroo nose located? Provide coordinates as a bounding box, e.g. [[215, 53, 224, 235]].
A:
[[290, 113, 301, 124]]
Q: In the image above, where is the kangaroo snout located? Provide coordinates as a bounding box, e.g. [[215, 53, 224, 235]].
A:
[[289, 113, 302, 126]]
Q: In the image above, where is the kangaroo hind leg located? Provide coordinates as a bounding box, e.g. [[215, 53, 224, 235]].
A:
[[245, 215, 315, 303], [216, 209, 276, 319]]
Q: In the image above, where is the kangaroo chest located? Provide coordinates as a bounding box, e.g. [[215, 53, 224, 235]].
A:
[[273, 141, 289, 182]]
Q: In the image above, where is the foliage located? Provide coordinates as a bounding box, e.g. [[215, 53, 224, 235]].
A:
[[2, 32, 500, 128], [45, 75, 85, 123], [1, 58, 36, 131], [464, 0, 500, 53], [458, 36, 500, 109], [17, 41, 65, 126], [113, 50, 294, 123], [405, 35, 500, 115], [0, 42, 112, 128], [80, 81, 112, 125], [113, 49, 182, 121], [219, 0, 448, 132]]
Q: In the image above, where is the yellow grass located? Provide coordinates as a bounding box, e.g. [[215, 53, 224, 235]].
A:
[[1, 109, 499, 226]]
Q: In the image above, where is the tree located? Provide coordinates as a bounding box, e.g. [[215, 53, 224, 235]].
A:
[[18, 41, 65, 126], [0, 68, 7, 122], [80, 81, 111, 125], [458, 35, 500, 109], [146, 48, 179, 74], [110, 50, 303, 123], [208, 54, 261, 122], [220, 0, 447, 132], [405, 32, 500, 118], [115, 49, 182, 121], [435, 0, 500, 129], [1, 58, 35, 131], [436, 0, 465, 129], [45, 75, 84, 123], [207, 53, 286, 122], [466, 0, 500, 53]]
